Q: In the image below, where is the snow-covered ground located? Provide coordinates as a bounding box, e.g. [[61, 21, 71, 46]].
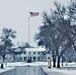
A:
[[0, 62, 48, 73], [0, 67, 15, 73], [0, 62, 76, 75], [3, 62, 48, 67], [41, 62, 76, 75]]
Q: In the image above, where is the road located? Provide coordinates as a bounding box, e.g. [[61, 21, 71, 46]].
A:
[[0, 66, 47, 75]]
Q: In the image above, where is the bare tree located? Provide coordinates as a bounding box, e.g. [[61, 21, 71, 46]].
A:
[[64, 47, 76, 62], [51, 1, 76, 52], [35, 14, 70, 68], [35, 1, 76, 68]]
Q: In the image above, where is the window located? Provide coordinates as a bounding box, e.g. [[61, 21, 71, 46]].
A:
[[34, 52, 36, 54], [42, 52, 44, 54], [29, 52, 31, 54], [38, 57, 40, 61], [20, 57, 22, 60], [24, 52, 26, 54], [38, 52, 40, 54], [33, 57, 36, 61], [24, 57, 26, 61]]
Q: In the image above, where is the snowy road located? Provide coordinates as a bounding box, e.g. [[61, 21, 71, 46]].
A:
[[0, 66, 47, 75]]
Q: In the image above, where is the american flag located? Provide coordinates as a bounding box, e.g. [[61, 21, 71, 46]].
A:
[[30, 12, 39, 17]]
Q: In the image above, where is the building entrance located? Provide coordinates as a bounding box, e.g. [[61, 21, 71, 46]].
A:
[[27, 57, 32, 62]]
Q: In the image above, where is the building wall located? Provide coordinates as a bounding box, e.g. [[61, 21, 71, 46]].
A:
[[14, 51, 44, 62]]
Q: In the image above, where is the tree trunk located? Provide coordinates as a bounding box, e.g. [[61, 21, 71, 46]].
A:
[[52, 51, 56, 67], [53, 58, 56, 67], [62, 56, 63, 67], [1, 63, 4, 69], [57, 56, 60, 68], [1, 56, 5, 69]]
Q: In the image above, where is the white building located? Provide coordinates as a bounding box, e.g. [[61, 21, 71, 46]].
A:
[[18, 48, 45, 62], [0, 48, 52, 62], [5, 48, 50, 62]]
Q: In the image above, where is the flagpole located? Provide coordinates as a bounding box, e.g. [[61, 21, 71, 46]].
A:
[[27, 11, 39, 62], [28, 12, 30, 61], [28, 12, 30, 48], [28, 15, 30, 45]]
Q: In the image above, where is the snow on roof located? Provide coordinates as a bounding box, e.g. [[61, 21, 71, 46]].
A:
[[25, 48, 45, 52]]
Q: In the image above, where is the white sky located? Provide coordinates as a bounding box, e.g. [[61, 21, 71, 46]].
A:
[[0, 0, 69, 47]]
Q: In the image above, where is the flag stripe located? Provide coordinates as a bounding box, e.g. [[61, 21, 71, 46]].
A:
[[30, 12, 39, 17]]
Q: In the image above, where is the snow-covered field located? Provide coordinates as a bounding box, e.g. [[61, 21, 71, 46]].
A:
[[0, 62, 76, 75], [41, 62, 76, 75]]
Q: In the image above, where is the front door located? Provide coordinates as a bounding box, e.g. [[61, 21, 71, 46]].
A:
[[27, 57, 32, 62]]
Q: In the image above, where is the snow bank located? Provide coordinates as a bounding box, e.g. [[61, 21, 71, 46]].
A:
[[0, 67, 15, 73]]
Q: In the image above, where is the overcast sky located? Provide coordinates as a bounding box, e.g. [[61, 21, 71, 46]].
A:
[[0, 0, 70, 47]]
